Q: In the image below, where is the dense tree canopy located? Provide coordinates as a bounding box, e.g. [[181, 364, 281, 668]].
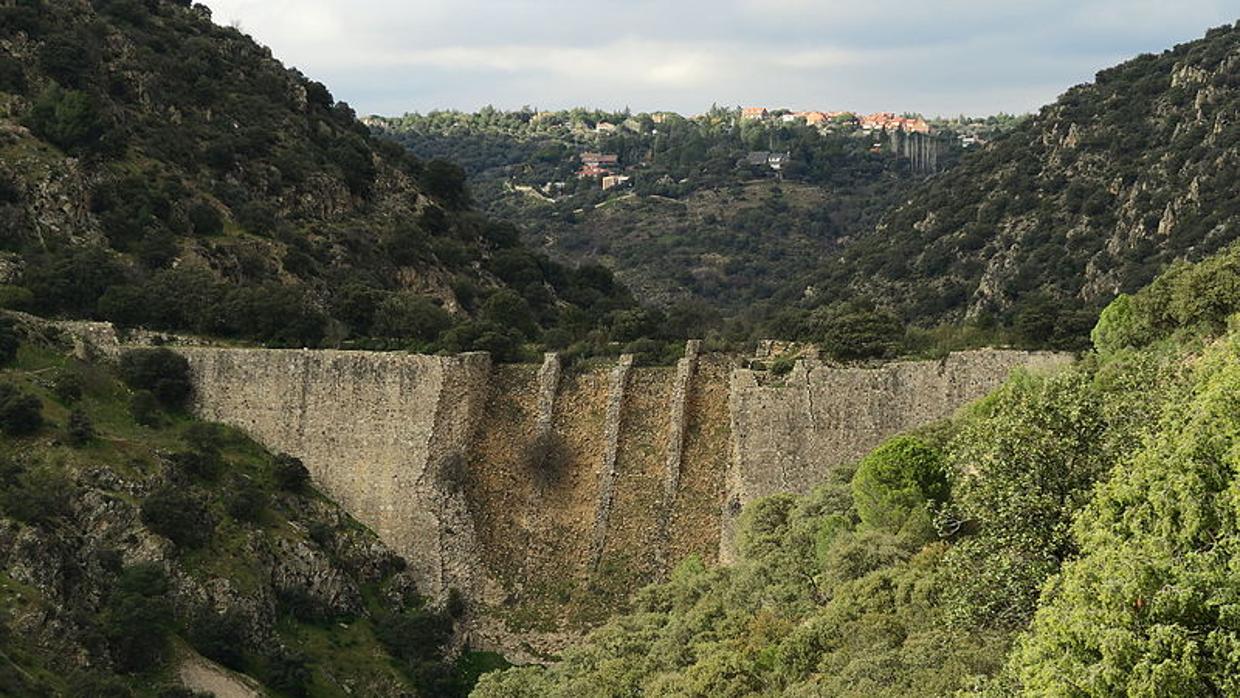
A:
[[472, 242, 1240, 697]]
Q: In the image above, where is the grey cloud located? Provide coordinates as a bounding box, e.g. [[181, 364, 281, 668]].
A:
[[203, 0, 1236, 116]]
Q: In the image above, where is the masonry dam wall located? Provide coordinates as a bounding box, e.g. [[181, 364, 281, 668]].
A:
[[161, 342, 1069, 658]]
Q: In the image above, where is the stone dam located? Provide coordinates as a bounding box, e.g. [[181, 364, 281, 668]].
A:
[[105, 332, 1068, 658]]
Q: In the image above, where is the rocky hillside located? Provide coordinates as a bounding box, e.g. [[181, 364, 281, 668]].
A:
[[0, 314, 503, 696], [793, 22, 1239, 346], [0, 0, 635, 355]]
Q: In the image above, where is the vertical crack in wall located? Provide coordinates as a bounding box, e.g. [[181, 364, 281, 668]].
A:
[[588, 354, 633, 574], [654, 340, 699, 578]]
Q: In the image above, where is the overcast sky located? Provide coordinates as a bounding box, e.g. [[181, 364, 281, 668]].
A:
[[202, 1, 1236, 118]]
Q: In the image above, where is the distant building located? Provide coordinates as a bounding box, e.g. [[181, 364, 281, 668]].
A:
[[738, 151, 791, 174], [742, 151, 771, 167], [601, 174, 631, 190], [595, 121, 618, 134], [801, 111, 829, 125], [859, 112, 897, 131], [578, 164, 610, 178], [901, 117, 931, 134], [741, 106, 769, 120], [580, 152, 619, 167], [860, 112, 930, 134]]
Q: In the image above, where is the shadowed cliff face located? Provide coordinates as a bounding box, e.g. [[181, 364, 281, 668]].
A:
[[140, 340, 1069, 659]]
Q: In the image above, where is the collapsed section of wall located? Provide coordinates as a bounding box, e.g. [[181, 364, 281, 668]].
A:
[[174, 347, 491, 599], [722, 348, 1072, 561]]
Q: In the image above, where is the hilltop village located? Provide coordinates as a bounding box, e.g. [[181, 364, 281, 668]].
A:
[[569, 107, 956, 189], [372, 105, 1015, 200]]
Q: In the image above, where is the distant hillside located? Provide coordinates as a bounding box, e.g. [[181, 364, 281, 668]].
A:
[[371, 107, 1000, 317], [793, 22, 1240, 347], [0, 0, 636, 358]]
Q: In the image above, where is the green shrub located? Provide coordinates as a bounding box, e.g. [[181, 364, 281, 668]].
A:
[[183, 422, 229, 452], [24, 84, 106, 152], [102, 563, 173, 673], [169, 449, 222, 482], [1015, 327, 1240, 695], [140, 487, 212, 548], [276, 586, 337, 624], [621, 337, 671, 366], [373, 608, 453, 666], [540, 327, 573, 350], [0, 55, 25, 94], [21, 246, 126, 317], [420, 159, 470, 209], [186, 609, 247, 671], [1090, 292, 1144, 354], [129, 390, 162, 427], [221, 284, 327, 347], [187, 202, 223, 236], [1093, 244, 1240, 353], [850, 436, 947, 538], [480, 290, 537, 339], [0, 459, 74, 526], [439, 321, 524, 362], [0, 382, 42, 435], [225, 482, 265, 522], [273, 453, 310, 492], [0, 317, 18, 366], [769, 355, 796, 376], [0, 285, 34, 311], [941, 370, 1111, 630], [820, 308, 903, 361], [118, 349, 192, 408], [370, 293, 453, 342], [66, 407, 94, 446], [1012, 295, 1096, 351], [51, 369, 84, 402], [261, 650, 312, 698]]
